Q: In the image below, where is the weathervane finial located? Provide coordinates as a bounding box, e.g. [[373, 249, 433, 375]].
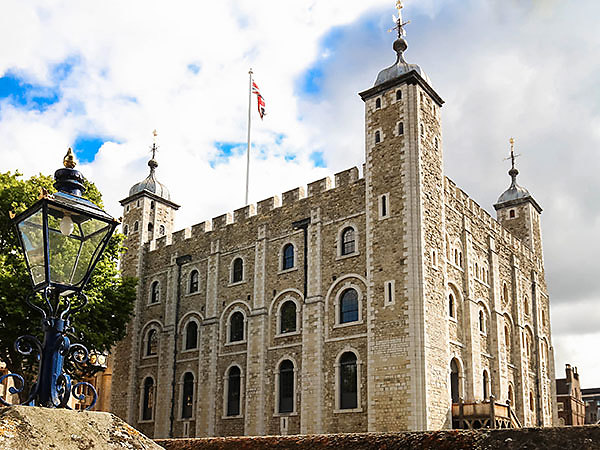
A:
[[390, 0, 410, 38], [151, 130, 158, 160]]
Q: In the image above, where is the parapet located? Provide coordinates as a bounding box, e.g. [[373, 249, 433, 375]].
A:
[[282, 187, 306, 205], [335, 167, 359, 187], [234, 204, 256, 223], [257, 196, 281, 215], [172, 227, 191, 244], [307, 176, 332, 196], [212, 212, 233, 230]]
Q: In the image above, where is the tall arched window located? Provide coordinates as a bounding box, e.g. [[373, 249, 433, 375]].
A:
[[508, 384, 514, 406], [232, 258, 243, 283], [479, 309, 486, 333], [483, 370, 489, 400], [282, 244, 294, 270], [280, 301, 297, 334], [278, 360, 294, 413], [189, 270, 199, 293], [504, 325, 510, 348], [230, 311, 244, 342], [185, 321, 198, 350], [341, 227, 356, 255], [450, 359, 460, 403], [375, 131, 381, 143], [146, 329, 158, 356], [181, 372, 194, 419], [134, 221, 139, 232], [398, 122, 404, 135], [503, 283, 509, 304], [375, 97, 381, 109], [524, 296, 530, 315], [150, 281, 159, 304], [529, 391, 535, 412], [448, 293, 456, 318], [340, 289, 359, 324], [340, 352, 358, 409], [227, 366, 241, 416], [396, 89, 402, 101], [148, 222, 154, 232], [142, 377, 154, 420]]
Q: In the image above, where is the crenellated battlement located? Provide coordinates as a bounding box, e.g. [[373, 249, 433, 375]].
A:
[[145, 166, 363, 255]]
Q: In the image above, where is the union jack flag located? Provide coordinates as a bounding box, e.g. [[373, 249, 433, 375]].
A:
[[251, 80, 266, 119]]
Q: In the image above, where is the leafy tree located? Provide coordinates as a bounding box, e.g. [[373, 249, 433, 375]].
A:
[[0, 170, 136, 392]]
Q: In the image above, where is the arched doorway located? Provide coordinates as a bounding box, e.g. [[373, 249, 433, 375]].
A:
[[450, 359, 460, 403]]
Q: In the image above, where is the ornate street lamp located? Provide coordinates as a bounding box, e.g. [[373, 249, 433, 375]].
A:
[[0, 149, 119, 409]]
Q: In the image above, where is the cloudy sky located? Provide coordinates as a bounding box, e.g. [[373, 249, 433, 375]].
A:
[[1, 0, 599, 387]]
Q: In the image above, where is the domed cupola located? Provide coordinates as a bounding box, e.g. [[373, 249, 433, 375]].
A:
[[494, 138, 542, 213], [129, 140, 171, 201], [373, 1, 431, 88]]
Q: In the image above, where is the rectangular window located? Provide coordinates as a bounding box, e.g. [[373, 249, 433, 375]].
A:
[[384, 280, 395, 305], [378, 193, 390, 219]]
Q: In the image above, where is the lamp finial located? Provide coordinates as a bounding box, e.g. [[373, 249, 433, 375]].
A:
[[63, 148, 77, 169]]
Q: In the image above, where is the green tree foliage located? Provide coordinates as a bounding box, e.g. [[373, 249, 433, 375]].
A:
[[0, 170, 136, 381]]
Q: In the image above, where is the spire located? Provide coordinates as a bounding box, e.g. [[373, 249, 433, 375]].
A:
[[507, 137, 521, 187], [149, 129, 159, 172]]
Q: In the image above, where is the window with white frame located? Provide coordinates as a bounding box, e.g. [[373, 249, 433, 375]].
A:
[[181, 372, 194, 419], [340, 227, 356, 256], [226, 366, 242, 417], [339, 352, 358, 410], [282, 243, 294, 270], [184, 320, 198, 350], [339, 288, 359, 324], [189, 270, 199, 293], [279, 300, 297, 334], [150, 281, 160, 304], [384, 280, 395, 306], [278, 360, 294, 414], [141, 376, 155, 421], [145, 328, 159, 356], [229, 311, 245, 343], [231, 257, 244, 283], [378, 193, 390, 219]]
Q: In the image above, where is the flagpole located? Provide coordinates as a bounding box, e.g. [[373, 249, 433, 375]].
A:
[[245, 68, 252, 205]]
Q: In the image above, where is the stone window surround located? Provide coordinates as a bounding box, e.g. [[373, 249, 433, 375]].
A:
[[278, 240, 299, 274], [141, 321, 162, 360], [177, 370, 197, 421], [138, 374, 157, 423], [478, 301, 490, 336], [274, 296, 302, 338], [229, 256, 246, 286], [449, 356, 466, 402], [223, 304, 249, 346], [222, 363, 245, 419], [378, 193, 390, 220], [148, 279, 161, 305], [482, 369, 491, 400], [393, 87, 403, 103], [333, 347, 363, 413], [383, 280, 395, 306], [273, 356, 299, 417], [180, 315, 201, 352], [188, 268, 200, 294], [336, 223, 360, 260], [395, 120, 405, 137], [373, 127, 383, 145], [333, 283, 364, 328]]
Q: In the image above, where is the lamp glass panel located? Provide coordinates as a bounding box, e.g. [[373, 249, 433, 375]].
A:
[[47, 205, 111, 287], [17, 207, 46, 286]]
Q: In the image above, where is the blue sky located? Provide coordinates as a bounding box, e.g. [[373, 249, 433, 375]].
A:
[[0, 0, 599, 387]]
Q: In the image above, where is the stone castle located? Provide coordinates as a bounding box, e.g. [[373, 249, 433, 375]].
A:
[[110, 5, 556, 438]]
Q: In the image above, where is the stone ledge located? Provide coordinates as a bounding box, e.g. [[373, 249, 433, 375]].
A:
[[0, 406, 163, 450], [156, 427, 600, 450]]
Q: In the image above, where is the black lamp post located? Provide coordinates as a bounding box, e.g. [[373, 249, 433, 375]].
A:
[[0, 149, 118, 409]]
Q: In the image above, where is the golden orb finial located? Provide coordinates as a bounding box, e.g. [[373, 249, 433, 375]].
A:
[[63, 148, 77, 169]]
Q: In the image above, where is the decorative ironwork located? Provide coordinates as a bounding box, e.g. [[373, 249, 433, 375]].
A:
[[0, 287, 99, 410]]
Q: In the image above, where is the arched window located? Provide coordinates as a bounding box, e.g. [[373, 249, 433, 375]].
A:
[[339, 352, 358, 409], [159, 225, 165, 236], [123, 224, 128, 236], [189, 270, 199, 293], [341, 227, 356, 255], [450, 359, 460, 403], [396, 89, 402, 101], [278, 360, 294, 413], [282, 244, 294, 270], [280, 301, 296, 334], [146, 329, 158, 356], [340, 289, 359, 324], [142, 377, 154, 420], [181, 372, 194, 419], [374, 131, 381, 143], [398, 122, 404, 135], [525, 333, 531, 358], [483, 370, 489, 400], [524, 296, 530, 316], [230, 311, 244, 342], [448, 293, 456, 319], [503, 283, 509, 304], [185, 321, 198, 350], [227, 366, 241, 416], [541, 309, 546, 327], [508, 384, 514, 406], [479, 309, 486, 333], [134, 221, 139, 232], [529, 391, 535, 412], [504, 325, 510, 348], [375, 97, 381, 109], [150, 200, 155, 209], [232, 258, 243, 283], [148, 222, 153, 232], [509, 209, 515, 218], [150, 281, 160, 304]]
